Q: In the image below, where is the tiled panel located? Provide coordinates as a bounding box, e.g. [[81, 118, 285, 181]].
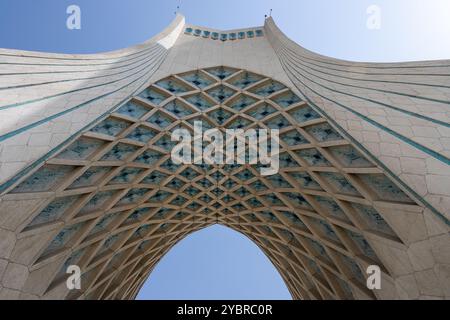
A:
[[0, 65, 440, 301]]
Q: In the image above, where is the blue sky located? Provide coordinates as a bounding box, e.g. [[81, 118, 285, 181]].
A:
[[1, 0, 449, 300], [1, 0, 450, 61], [136, 225, 291, 300]]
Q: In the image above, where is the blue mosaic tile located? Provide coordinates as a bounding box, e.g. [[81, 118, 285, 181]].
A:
[[251, 80, 286, 97], [351, 203, 396, 237], [223, 179, 237, 189], [279, 152, 300, 168], [187, 202, 201, 210], [154, 208, 173, 219], [320, 172, 360, 196], [207, 85, 236, 103], [328, 145, 373, 168], [133, 149, 163, 165], [141, 170, 168, 184], [296, 149, 331, 167], [211, 171, 225, 181], [231, 203, 245, 211], [90, 117, 130, 137], [153, 135, 177, 151], [261, 225, 276, 236], [263, 193, 283, 206], [108, 167, 144, 185], [180, 167, 200, 180], [43, 222, 83, 255], [340, 253, 365, 283], [148, 190, 171, 202], [211, 188, 223, 197], [116, 101, 149, 119], [131, 224, 151, 239], [346, 230, 380, 261], [305, 123, 342, 142], [229, 94, 258, 111], [206, 67, 238, 80], [359, 174, 412, 203], [197, 178, 213, 189], [315, 219, 340, 243], [180, 71, 214, 89], [155, 78, 191, 94], [230, 72, 264, 89], [281, 211, 309, 230], [272, 91, 301, 108], [158, 222, 171, 230], [265, 115, 290, 129], [288, 172, 322, 190], [246, 197, 262, 207], [208, 107, 233, 125], [139, 87, 169, 105], [199, 194, 213, 203], [79, 191, 116, 214], [234, 186, 250, 197], [56, 137, 105, 161], [259, 211, 278, 222], [306, 257, 323, 276], [227, 117, 252, 129], [314, 196, 351, 223], [266, 174, 292, 188], [68, 167, 110, 189], [87, 212, 119, 236], [246, 103, 277, 120], [166, 177, 186, 190], [126, 126, 156, 143], [284, 192, 312, 210], [27, 195, 79, 228], [305, 237, 331, 261], [235, 169, 254, 181], [170, 195, 187, 206], [163, 100, 193, 118], [124, 207, 151, 224], [98, 234, 119, 255], [100, 143, 139, 161], [13, 165, 74, 193], [280, 130, 309, 146], [249, 180, 268, 192], [117, 188, 150, 205], [288, 106, 321, 124], [184, 94, 214, 111], [174, 211, 189, 220], [159, 158, 180, 172]]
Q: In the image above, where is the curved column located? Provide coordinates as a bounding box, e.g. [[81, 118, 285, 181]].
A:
[[266, 17, 450, 299]]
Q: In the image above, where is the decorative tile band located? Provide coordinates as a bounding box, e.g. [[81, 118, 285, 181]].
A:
[[184, 27, 264, 41]]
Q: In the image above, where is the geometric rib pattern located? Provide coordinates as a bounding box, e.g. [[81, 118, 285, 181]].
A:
[[3, 67, 423, 300]]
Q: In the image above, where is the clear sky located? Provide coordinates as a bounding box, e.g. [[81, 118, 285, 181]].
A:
[[1, 0, 449, 300], [136, 225, 291, 300]]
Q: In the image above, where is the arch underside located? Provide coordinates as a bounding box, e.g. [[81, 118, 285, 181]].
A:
[[0, 67, 429, 300]]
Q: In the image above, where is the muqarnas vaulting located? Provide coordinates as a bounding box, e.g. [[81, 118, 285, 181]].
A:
[[0, 15, 449, 300]]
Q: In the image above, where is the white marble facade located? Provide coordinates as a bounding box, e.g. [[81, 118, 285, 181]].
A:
[[0, 15, 448, 300]]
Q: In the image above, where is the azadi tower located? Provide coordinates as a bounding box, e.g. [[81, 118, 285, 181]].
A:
[[0, 15, 448, 300]]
